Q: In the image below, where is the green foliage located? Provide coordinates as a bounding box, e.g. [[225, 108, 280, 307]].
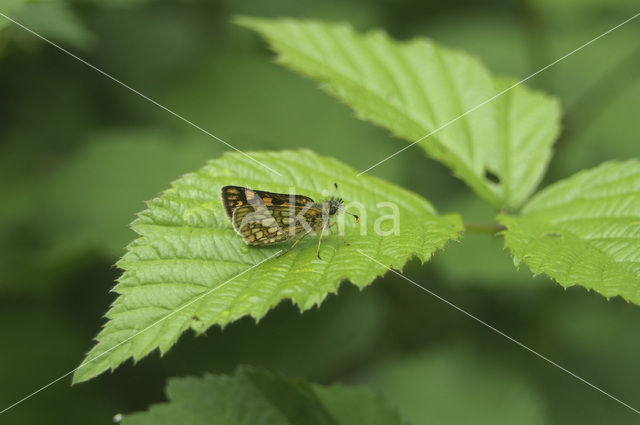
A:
[[499, 160, 640, 304], [4, 1, 94, 49], [3, 2, 640, 423], [432, 194, 546, 288], [0, 307, 120, 424], [414, 7, 640, 181], [122, 366, 405, 425], [42, 129, 222, 258], [237, 17, 562, 209], [73, 149, 463, 383], [364, 346, 546, 425], [0, 0, 29, 32], [0, 129, 221, 294]]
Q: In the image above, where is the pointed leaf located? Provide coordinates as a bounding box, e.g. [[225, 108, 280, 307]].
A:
[[73, 149, 462, 383], [238, 17, 561, 209], [499, 160, 640, 304]]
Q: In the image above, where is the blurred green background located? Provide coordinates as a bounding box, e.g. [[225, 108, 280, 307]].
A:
[[1, 0, 639, 424]]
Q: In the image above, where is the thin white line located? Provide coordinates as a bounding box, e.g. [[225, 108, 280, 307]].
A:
[[357, 249, 640, 415], [0, 250, 281, 416], [0, 12, 283, 177], [357, 11, 640, 176]]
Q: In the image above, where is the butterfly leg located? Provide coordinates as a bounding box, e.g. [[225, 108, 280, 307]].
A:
[[316, 222, 328, 260], [278, 228, 313, 258]]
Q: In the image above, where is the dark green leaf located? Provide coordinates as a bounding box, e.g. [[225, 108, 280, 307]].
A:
[[122, 367, 406, 425]]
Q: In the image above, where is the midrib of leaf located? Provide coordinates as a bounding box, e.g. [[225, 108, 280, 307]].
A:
[[390, 42, 438, 132], [358, 38, 409, 113], [73, 149, 463, 383], [433, 46, 476, 167], [501, 87, 512, 203]]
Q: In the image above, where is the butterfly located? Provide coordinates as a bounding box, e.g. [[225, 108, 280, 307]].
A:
[[221, 184, 358, 259]]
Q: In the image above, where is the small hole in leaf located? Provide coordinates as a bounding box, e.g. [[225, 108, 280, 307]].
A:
[[484, 169, 501, 184]]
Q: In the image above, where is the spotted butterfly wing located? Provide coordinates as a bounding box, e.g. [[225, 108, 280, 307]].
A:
[[220, 185, 315, 218]]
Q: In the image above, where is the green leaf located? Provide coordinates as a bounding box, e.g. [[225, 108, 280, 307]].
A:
[[498, 159, 640, 304], [122, 366, 406, 425], [73, 149, 462, 383], [237, 17, 561, 209]]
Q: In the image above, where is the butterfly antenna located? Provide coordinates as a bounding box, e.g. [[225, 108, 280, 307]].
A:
[[343, 210, 360, 223]]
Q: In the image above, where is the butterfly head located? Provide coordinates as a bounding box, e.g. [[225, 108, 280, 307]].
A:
[[328, 197, 343, 216], [325, 197, 359, 223], [327, 183, 360, 222]]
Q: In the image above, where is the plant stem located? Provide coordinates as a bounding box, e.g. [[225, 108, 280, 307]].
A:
[[464, 222, 506, 234]]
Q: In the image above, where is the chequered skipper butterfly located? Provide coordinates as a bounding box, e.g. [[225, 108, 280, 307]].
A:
[[221, 184, 359, 259]]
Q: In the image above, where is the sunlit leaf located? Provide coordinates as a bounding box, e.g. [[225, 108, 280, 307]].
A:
[[238, 17, 561, 209], [499, 159, 640, 304], [73, 149, 462, 383]]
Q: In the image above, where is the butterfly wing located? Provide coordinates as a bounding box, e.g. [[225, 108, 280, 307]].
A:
[[231, 204, 324, 246], [221, 185, 315, 219]]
